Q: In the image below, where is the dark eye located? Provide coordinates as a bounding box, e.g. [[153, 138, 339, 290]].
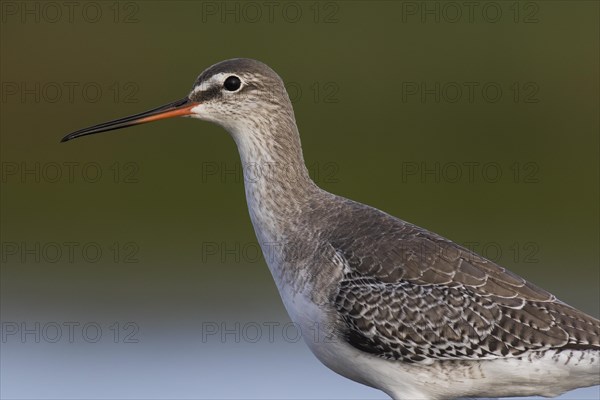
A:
[[224, 76, 241, 91]]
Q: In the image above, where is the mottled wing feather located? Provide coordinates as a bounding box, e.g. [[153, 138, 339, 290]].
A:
[[328, 206, 600, 362], [335, 272, 598, 362]]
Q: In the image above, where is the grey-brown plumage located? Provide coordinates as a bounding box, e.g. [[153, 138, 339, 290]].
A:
[[62, 58, 600, 399], [324, 198, 599, 362]]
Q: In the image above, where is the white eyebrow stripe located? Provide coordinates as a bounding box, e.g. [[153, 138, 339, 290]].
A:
[[192, 72, 233, 95]]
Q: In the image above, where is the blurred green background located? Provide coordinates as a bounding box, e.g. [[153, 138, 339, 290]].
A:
[[1, 1, 598, 399]]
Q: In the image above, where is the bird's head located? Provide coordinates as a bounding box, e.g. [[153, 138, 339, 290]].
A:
[[61, 58, 293, 142]]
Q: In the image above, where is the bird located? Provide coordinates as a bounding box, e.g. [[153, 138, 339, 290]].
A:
[[62, 58, 599, 399]]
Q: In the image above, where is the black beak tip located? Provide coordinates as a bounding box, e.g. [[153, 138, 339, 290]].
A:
[[59, 97, 192, 144]]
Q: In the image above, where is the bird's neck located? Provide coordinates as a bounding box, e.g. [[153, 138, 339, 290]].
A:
[[229, 112, 319, 245]]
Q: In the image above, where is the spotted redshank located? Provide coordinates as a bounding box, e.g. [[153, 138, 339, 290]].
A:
[[62, 59, 599, 399]]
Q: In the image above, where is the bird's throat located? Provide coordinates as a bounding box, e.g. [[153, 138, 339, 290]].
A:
[[229, 116, 319, 244]]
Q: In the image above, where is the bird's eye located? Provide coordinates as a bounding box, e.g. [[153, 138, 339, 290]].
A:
[[224, 76, 241, 91]]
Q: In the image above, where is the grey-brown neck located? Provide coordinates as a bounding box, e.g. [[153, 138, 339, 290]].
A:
[[228, 96, 321, 243]]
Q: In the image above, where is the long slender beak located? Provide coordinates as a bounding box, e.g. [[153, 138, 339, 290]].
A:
[[61, 97, 199, 142]]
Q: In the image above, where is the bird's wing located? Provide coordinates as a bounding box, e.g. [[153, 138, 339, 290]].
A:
[[327, 206, 599, 362]]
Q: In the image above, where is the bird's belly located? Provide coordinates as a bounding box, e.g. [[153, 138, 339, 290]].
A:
[[266, 264, 600, 399], [302, 345, 600, 400], [473, 349, 600, 397], [264, 260, 440, 397], [274, 283, 381, 387], [349, 349, 600, 400]]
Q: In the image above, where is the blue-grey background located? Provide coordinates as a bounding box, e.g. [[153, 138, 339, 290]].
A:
[[1, 1, 598, 399]]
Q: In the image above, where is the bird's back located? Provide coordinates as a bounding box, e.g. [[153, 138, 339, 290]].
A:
[[289, 192, 599, 398]]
